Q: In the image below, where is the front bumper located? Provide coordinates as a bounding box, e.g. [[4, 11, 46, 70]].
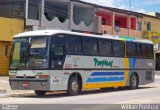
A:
[[9, 78, 50, 91]]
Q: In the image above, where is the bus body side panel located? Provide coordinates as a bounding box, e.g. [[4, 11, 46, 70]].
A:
[[64, 55, 154, 90], [48, 70, 67, 91], [49, 70, 86, 91], [125, 58, 154, 86], [64, 55, 127, 89], [83, 70, 125, 89]]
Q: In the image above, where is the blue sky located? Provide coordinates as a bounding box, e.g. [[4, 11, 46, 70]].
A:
[[82, 0, 160, 14]]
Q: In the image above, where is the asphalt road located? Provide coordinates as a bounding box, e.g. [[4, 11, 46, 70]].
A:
[[0, 75, 160, 110], [0, 75, 160, 104]]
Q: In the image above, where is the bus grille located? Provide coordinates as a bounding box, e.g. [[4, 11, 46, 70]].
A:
[[16, 76, 35, 78]]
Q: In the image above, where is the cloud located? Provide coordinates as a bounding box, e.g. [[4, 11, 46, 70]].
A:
[[135, 9, 146, 14], [144, 0, 160, 4], [119, 5, 127, 10], [81, 0, 154, 13], [82, 0, 130, 10]]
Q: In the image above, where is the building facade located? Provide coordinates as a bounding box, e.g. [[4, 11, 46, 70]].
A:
[[24, 0, 150, 40], [0, 17, 24, 75], [142, 14, 160, 70], [96, 8, 143, 39], [0, 0, 25, 75], [25, 0, 98, 32]]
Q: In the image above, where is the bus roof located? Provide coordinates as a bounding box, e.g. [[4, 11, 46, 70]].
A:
[[14, 30, 153, 44]]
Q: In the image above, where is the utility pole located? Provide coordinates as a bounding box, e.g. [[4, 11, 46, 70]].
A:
[[128, 0, 132, 37], [129, 0, 132, 11]]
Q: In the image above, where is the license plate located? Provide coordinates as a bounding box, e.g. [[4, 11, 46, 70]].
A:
[[22, 82, 30, 87]]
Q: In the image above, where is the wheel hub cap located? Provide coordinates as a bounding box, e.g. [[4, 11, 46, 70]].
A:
[[71, 81, 78, 92], [132, 76, 137, 86]]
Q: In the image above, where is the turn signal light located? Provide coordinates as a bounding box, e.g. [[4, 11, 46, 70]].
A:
[[39, 75, 49, 79]]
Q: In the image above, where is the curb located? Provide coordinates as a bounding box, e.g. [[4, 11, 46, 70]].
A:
[[0, 92, 34, 98], [155, 71, 160, 75], [0, 89, 7, 98], [10, 92, 34, 97], [0, 94, 8, 98]]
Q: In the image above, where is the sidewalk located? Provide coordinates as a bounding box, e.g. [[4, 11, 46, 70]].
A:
[[0, 76, 33, 97], [155, 71, 160, 75]]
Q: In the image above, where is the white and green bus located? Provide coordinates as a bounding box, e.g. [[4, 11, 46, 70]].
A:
[[9, 30, 154, 96]]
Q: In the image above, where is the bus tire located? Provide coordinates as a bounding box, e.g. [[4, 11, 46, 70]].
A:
[[67, 76, 80, 96], [34, 90, 46, 96], [129, 73, 138, 90]]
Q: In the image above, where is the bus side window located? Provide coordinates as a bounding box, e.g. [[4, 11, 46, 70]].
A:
[[83, 37, 98, 56], [99, 39, 112, 56], [137, 43, 142, 58], [141, 44, 147, 58], [147, 44, 154, 58], [113, 41, 125, 57], [126, 42, 137, 57], [65, 35, 82, 55]]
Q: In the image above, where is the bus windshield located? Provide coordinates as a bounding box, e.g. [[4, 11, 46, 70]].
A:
[[10, 36, 49, 69]]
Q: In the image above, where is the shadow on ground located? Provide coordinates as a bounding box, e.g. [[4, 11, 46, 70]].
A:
[[11, 86, 154, 98]]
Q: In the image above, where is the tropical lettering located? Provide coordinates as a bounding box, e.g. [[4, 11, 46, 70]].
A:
[[94, 58, 113, 68]]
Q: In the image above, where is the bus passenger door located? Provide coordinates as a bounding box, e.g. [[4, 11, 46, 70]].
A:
[[50, 35, 65, 70]]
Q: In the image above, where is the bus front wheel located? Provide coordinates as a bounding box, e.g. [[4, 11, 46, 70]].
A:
[[67, 76, 80, 96], [129, 73, 138, 90], [34, 90, 46, 96]]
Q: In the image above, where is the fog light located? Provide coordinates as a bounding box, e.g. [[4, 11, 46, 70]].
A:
[[41, 82, 45, 86], [10, 82, 14, 85]]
